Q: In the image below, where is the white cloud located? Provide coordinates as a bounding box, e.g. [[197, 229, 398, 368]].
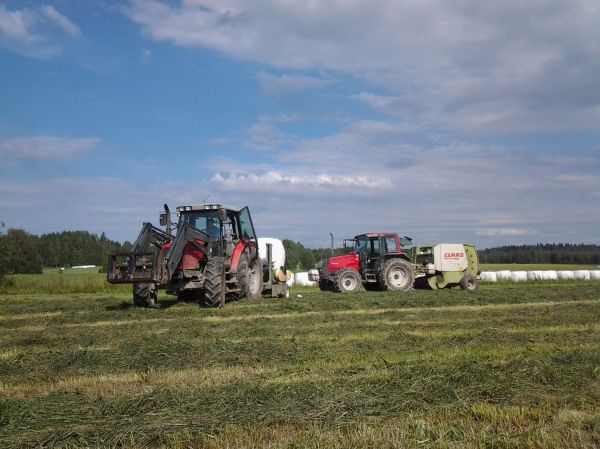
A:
[[0, 137, 99, 161], [128, 0, 600, 134], [42, 5, 81, 38], [476, 228, 537, 237], [211, 171, 392, 190], [0, 5, 37, 44], [0, 4, 81, 58]]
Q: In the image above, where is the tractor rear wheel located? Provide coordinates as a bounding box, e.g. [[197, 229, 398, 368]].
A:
[[133, 283, 156, 307], [238, 254, 263, 300], [203, 257, 225, 307], [337, 269, 361, 293], [379, 259, 414, 292], [459, 275, 478, 293]]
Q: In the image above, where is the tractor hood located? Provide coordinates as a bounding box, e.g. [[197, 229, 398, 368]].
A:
[[319, 253, 359, 276]]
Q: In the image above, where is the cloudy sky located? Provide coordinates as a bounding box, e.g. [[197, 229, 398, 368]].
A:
[[1, 0, 599, 248]]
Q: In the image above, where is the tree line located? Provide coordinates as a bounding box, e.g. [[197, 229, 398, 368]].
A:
[[0, 226, 129, 277], [478, 243, 600, 265], [1, 224, 599, 278]]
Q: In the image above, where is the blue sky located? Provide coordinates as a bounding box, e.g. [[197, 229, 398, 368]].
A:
[[1, 0, 599, 248]]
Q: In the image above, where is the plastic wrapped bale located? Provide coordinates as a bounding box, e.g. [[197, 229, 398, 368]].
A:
[[557, 271, 574, 280], [527, 271, 544, 281], [480, 272, 497, 282], [496, 270, 511, 281], [510, 271, 528, 282], [590, 270, 600, 280], [541, 270, 558, 281], [257, 238, 286, 271], [295, 272, 316, 287], [573, 270, 591, 281]]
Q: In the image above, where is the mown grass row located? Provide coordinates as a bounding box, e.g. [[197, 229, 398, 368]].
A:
[[1, 283, 599, 448], [1, 263, 598, 295]]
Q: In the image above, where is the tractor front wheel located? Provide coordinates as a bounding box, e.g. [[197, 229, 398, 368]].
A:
[[238, 255, 263, 300], [459, 275, 478, 293], [380, 259, 414, 292], [204, 257, 225, 307], [133, 283, 156, 307], [337, 269, 362, 293]]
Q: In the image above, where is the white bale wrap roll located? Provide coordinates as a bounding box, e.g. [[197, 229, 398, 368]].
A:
[[527, 271, 544, 281], [573, 270, 591, 280], [510, 271, 528, 282], [590, 270, 600, 280], [295, 271, 317, 287], [496, 270, 511, 281], [541, 270, 558, 281], [257, 238, 286, 271], [557, 271, 574, 280], [480, 272, 497, 282]]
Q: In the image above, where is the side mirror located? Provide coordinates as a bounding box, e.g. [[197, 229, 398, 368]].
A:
[[159, 213, 168, 226], [218, 208, 227, 221]]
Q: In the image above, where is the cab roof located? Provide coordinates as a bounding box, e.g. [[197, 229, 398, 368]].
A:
[[176, 204, 239, 213]]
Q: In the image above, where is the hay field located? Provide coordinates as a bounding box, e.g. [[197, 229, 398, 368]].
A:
[[1, 279, 599, 448]]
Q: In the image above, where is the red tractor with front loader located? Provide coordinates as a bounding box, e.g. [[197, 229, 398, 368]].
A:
[[107, 204, 267, 307], [313, 233, 414, 293]]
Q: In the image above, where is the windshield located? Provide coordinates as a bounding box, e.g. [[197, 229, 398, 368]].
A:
[[179, 211, 220, 238]]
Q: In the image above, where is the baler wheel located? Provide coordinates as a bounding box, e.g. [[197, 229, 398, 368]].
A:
[[459, 275, 478, 293]]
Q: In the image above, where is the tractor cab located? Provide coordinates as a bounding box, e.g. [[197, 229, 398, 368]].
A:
[[175, 204, 257, 258]]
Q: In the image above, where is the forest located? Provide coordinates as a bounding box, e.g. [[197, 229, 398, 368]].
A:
[[1, 225, 599, 277]]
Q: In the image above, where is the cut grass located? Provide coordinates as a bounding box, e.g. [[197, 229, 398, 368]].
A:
[[0, 283, 599, 448]]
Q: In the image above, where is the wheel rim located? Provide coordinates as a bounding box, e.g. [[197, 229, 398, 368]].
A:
[[342, 274, 357, 291], [388, 267, 408, 289]]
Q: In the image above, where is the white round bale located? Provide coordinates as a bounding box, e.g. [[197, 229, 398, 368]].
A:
[[527, 271, 544, 281], [541, 270, 558, 281], [510, 271, 528, 282], [573, 270, 590, 280], [557, 271, 574, 280], [480, 272, 497, 282], [496, 270, 511, 281], [295, 271, 316, 287], [589, 270, 600, 280], [257, 238, 286, 271]]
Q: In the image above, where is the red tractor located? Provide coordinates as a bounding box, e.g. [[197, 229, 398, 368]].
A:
[[107, 204, 263, 307], [314, 233, 414, 293]]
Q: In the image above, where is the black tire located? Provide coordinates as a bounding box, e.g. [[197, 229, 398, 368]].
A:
[[238, 254, 263, 300], [459, 275, 478, 293], [379, 259, 414, 292], [319, 279, 331, 291], [133, 283, 156, 307], [337, 269, 361, 293], [203, 257, 225, 307]]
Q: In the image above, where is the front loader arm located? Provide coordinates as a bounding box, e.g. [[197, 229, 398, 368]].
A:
[[164, 222, 210, 277], [107, 222, 173, 284]]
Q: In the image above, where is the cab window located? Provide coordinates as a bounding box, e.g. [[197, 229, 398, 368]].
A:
[[385, 237, 398, 253]]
